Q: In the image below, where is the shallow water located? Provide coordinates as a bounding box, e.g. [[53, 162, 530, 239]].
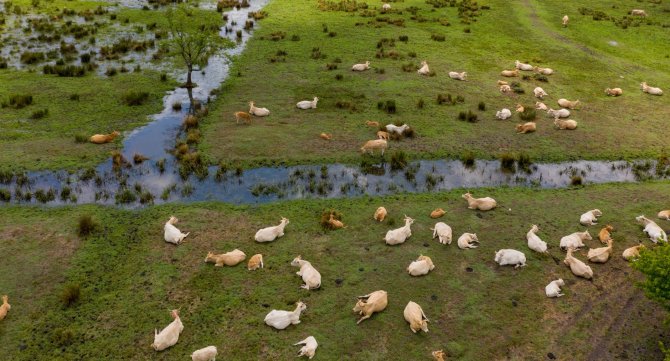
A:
[[3, 158, 668, 206]]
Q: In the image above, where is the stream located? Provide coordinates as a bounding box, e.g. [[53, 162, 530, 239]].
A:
[[1, 0, 669, 206]]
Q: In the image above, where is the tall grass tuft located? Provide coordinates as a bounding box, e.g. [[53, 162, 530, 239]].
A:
[[78, 214, 98, 237]]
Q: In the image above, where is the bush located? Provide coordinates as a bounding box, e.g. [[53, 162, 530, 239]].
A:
[[0, 189, 10, 202], [35, 188, 56, 203], [386, 100, 396, 114], [570, 175, 583, 186], [30, 108, 48, 119], [517, 153, 532, 171], [122, 91, 149, 106], [335, 74, 343, 80], [172, 102, 182, 111], [500, 153, 516, 172], [461, 152, 475, 168], [633, 244, 670, 310], [416, 98, 424, 109], [69, 93, 80, 101], [390, 150, 408, 170], [478, 101, 486, 111], [20, 51, 45, 64], [518, 108, 536, 121], [43, 64, 86, 77], [60, 284, 80, 307], [466, 110, 478, 122], [78, 214, 98, 236], [59, 186, 71, 201], [115, 188, 137, 204]]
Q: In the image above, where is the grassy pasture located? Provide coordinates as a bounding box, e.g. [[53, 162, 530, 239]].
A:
[[0, 70, 175, 171], [0, 182, 669, 360], [200, 0, 670, 168], [0, 1, 224, 171]]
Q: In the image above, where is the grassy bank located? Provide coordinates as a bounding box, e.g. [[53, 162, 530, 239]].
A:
[[0, 70, 176, 171], [1, 182, 668, 360], [200, 0, 670, 169]]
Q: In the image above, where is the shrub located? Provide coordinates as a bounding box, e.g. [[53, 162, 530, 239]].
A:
[[461, 152, 475, 168], [59, 186, 71, 201], [160, 73, 168, 81], [335, 74, 343, 80], [632, 244, 670, 311], [139, 191, 154, 204], [115, 188, 137, 204], [78, 214, 98, 236], [20, 51, 45, 64], [399, 35, 408, 42], [60, 284, 80, 307], [183, 114, 198, 128], [122, 91, 149, 106], [511, 82, 524, 94], [500, 153, 516, 172], [570, 176, 583, 186], [517, 153, 532, 171], [30, 108, 48, 119], [390, 150, 408, 170], [290, 34, 300, 41], [478, 101, 486, 111], [69, 93, 80, 101], [172, 102, 182, 111], [416, 98, 424, 109], [533, 73, 548, 82], [0, 189, 10, 202], [35, 188, 56, 203], [518, 108, 536, 121], [458, 111, 467, 121], [466, 110, 478, 122]]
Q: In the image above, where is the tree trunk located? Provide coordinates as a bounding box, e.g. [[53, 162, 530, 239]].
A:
[[186, 64, 193, 88]]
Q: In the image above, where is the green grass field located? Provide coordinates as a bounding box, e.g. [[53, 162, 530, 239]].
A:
[[200, 0, 670, 168], [0, 70, 176, 171], [0, 0, 225, 171], [1, 183, 668, 360]]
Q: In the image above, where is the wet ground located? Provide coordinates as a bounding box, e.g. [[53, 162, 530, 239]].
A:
[[1, 0, 668, 207]]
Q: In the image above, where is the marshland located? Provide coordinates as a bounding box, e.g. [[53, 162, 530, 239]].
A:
[[0, 0, 669, 360]]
